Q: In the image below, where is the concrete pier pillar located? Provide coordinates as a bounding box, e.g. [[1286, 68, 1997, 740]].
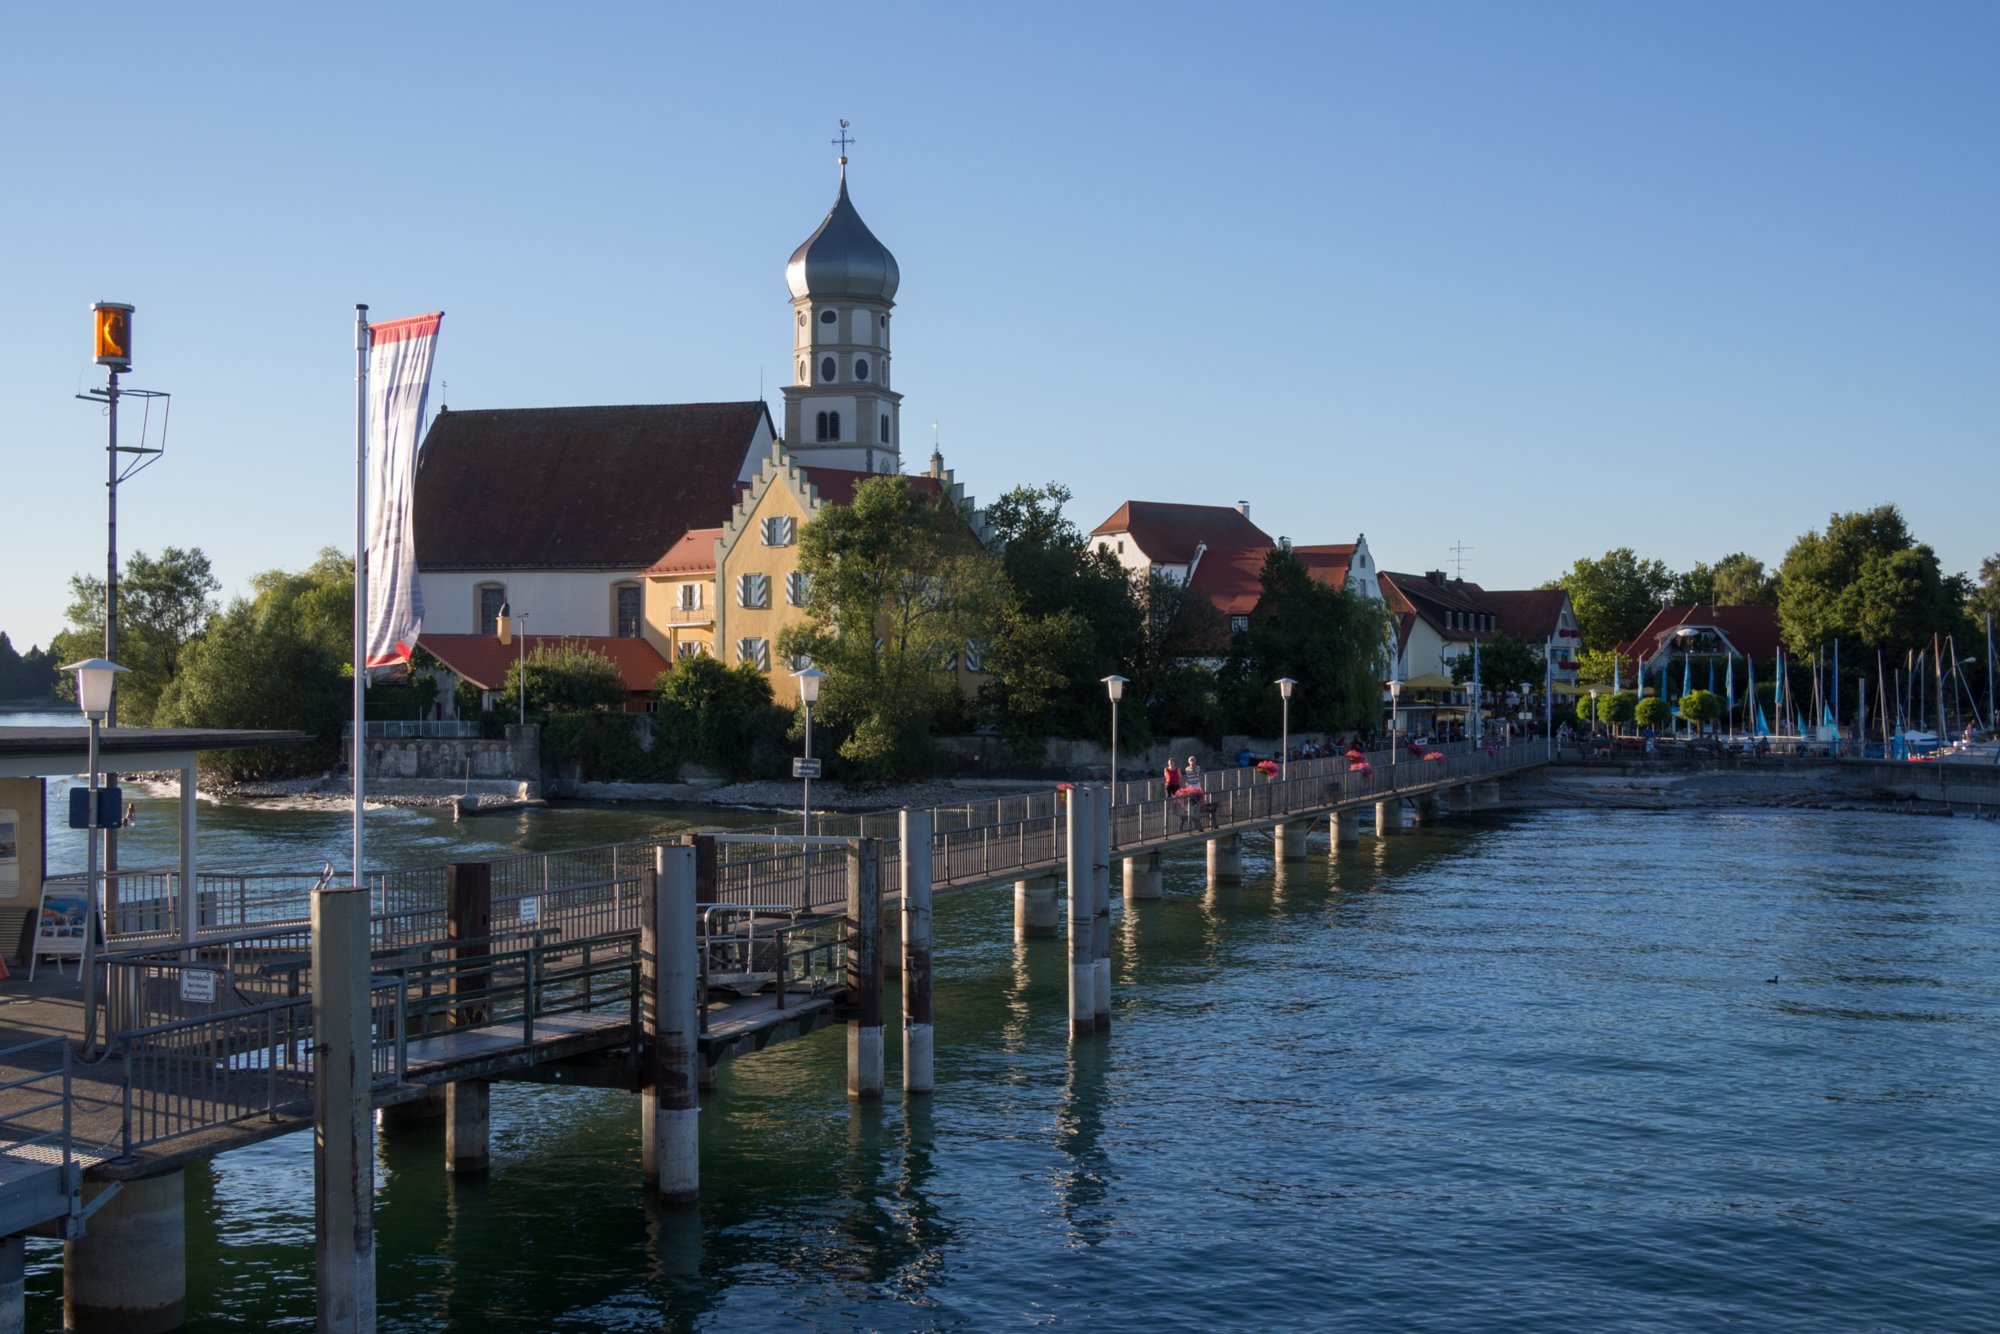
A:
[[311, 885, 374, 1332], [1331, 809, 1361, 847], [648, 845, 701, 1201], [379, 1084, 447, 1129], [1123, 850, 1163, 900], [1065, 790, 1095, 1037], [1375, 800, 1400, 836], [1206, 833, 1244, 883], [446, 1080, 491, 1174], [900, 809, 934, 1097], [1479, 780, 1501, 806], [63, 1171, 185, 1334], [1275, 822, 1310, 861], [1015, 876, 1060, 939], [1091, 787, 1112, 1024], [846, 838, 885, 1099], [1411, 795, 1437, 827]]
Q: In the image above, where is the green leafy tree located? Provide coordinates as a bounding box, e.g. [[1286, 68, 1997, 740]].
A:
[[1777, 506, 1970, 666], [15, 644, 60, 699], [51, 546, 221, 724], [1712, 552, 1777, 606], [1572, 647, 1636, 685], [1543, 548, 1673, 655], [1679, 688, 1725, 731], [1219, 549, 1391, 737], [777, 475, 1004, 778], [978, 483, 1146, 748], [1672, 562, 1717, 607], [1136, 570, 1225, 740], [1968, 554, 2000, 625], [654, 656, 788, 777], [1449, 633, 1545, 691], [0, 633, 23, 699], [1595, 691, 1637, 733], [503, 642, 627, 713], [1634, 696, 1671, 730], [153, 549, 353, 779]]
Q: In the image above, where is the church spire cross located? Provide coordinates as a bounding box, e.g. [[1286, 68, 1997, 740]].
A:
[[833, 119, 853, 173]]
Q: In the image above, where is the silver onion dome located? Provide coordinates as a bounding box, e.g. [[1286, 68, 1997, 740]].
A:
[[786, 176, 900, 303]]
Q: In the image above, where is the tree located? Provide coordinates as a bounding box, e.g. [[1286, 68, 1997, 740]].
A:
[[777, 475, 1004, 778], [1572, 647, 1636, 686], [978, 483, 1146, 747], [1597, 691, 1637, 733], [1672, 562, 1717, 607], [153, 549, 353, 779], [1449, 633, 1544, 691], [1711, 553, 1777, 606], [51, 546, 221, 724], [1680, 688, 1725, 731], [1969, 554, 2000, 626], [1777, 506, 1969, 666], [1543, 548, 1673, 655], [503, 643, 627, 713], [1635, 696, 1671, 730], [1218, 549, 1390, 737], [654, 656, 788, 777]]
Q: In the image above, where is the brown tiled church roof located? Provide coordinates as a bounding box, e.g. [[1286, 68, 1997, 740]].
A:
[[415, 402, 771, 569]]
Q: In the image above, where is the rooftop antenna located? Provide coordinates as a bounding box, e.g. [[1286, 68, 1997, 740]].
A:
[[1450, 539, 1473, 579], [833, 119, 853, 177]]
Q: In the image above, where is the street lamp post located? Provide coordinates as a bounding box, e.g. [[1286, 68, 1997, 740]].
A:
[[1389, 678, 1402, 766], [496, 604, 529, 725], [795, 667, 826, 839], [1101, 675, 1127, 796], [1275, 677, 1297, 782], [1590, 689, 1599, 741], [64, 657, 127, 1050]]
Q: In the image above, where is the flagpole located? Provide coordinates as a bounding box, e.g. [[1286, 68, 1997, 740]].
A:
[[353, 304, 370, 892]]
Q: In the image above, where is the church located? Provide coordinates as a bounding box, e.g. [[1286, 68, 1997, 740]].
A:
[[414, 144, 981, 709]]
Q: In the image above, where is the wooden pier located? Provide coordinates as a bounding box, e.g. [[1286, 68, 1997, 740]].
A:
[[1, 737, 1547, 1330]]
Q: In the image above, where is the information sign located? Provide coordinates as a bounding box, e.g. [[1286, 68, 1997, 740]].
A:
[[792, 758, 823, 779], [179, 968, 220, 1005]]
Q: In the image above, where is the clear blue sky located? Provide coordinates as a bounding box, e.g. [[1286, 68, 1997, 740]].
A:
[[4, 2, 1994, 651]]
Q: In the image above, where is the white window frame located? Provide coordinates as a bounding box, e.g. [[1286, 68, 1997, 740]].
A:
[[786, 571, 809, 607], [736, 573, 769, 609], [761, 516, 795, 547], [736, 637, 770, 671], [678, 582, 702, 611]]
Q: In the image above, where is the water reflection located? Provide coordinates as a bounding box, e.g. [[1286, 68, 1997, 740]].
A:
[[1054, 1033, 1112, 1246]]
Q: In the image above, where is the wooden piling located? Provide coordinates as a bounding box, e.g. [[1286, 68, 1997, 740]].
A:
[[311, 885, 375, 1331], [846, 838, 885, 1098], [900, 809, 934, 1096], [1091, 786, 1112, 1023], [1065, 789, 1095, 1037], [648, 845, 701, 1201]]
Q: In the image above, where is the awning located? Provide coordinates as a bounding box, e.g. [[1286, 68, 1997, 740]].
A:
[[1399, 672, 1457, 691]]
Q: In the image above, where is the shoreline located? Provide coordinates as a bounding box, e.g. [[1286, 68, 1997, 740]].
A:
[[108, 763, 1994, 821]]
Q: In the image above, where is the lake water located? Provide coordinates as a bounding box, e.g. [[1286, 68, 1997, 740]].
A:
[[17, 771, 2000, 1330]]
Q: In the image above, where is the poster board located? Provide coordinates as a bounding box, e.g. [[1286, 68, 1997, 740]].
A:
[[33, 881, 90, 960]]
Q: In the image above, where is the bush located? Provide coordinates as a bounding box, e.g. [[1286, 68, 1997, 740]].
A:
[[503, 643, 627, 714], [1635, 697, 1671, 730], [1680, 689, 1725, 730], [1597, 692, 1637, 728], [539, 712, 676, 782], [655, 657, 790, 779]]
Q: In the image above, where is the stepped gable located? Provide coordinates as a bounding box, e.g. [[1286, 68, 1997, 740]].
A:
[[415, 402, 771, 569]]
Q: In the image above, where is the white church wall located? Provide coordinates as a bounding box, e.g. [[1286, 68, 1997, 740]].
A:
[[420, 570, 644, 637]]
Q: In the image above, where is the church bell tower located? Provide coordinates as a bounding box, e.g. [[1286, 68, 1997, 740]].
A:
[[782, 125, 903, 473]]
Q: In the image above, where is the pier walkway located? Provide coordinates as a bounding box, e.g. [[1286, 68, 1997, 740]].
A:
[[2, 739, 1545, 1188]]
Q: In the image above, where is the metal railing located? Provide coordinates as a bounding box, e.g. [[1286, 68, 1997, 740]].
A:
[[696, 905, 844, 1029], [342, 720, 484, 739], [1, 1037, 77, 1180]]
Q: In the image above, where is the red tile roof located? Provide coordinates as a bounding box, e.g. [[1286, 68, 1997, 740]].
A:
[[643, 528, 723, 577], [415, 402, 771, 570], [1479, 589, 1572, 642], [1293, 544, 1358, 592], [1186, 546, 1269, 618], [420, 633, 670, 694], [1617, 605, 1783, 665], [1090, 501, 1273, 566], [1380, 571, 1495, 643]]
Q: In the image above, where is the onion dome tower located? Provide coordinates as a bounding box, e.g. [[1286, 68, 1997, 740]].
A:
[[782, 126, 903, 473]]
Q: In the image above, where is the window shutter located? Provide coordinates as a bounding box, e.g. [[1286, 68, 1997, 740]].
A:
[[786, 571, 809, 606], [964, 641, 983, 673]]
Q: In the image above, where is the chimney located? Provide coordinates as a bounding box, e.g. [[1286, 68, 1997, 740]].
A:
[[1427, 570, 1446, 587], [1235, 501, 1250, 520]]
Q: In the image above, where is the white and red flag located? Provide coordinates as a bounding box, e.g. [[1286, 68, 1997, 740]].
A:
[[362, 312, 441, 668]]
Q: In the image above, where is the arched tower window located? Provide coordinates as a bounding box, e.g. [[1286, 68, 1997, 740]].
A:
[[816, 411, 829, 442], [879, 413, 890, 444], [829, 411, 841, 440]]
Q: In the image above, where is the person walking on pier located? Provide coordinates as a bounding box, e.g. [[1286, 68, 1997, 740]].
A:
[[1163, 758, 1182, 798]]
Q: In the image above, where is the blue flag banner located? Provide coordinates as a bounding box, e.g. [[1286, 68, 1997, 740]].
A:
[[1755, 703, 1770, 736]]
